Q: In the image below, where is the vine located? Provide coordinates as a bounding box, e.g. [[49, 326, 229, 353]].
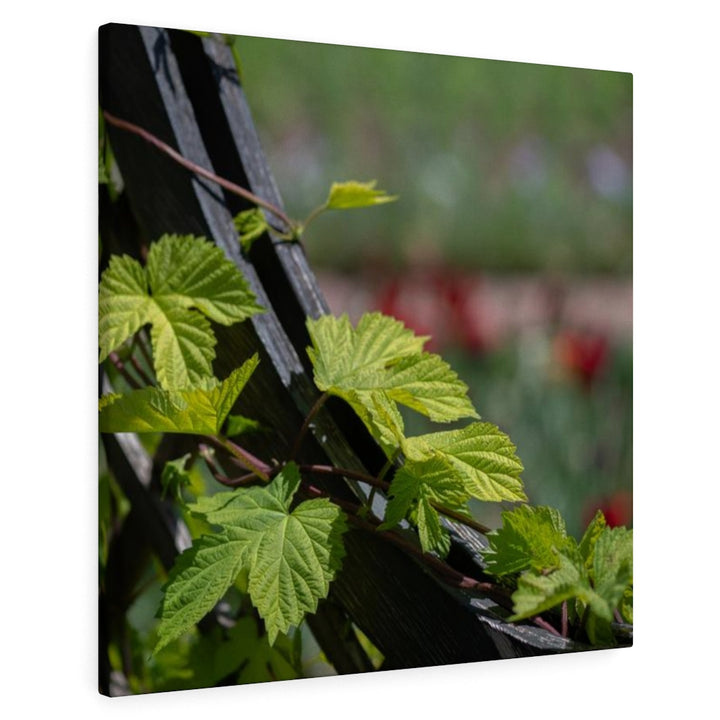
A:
[[99, 110, 632, 668], [99, 231, 632, 654]]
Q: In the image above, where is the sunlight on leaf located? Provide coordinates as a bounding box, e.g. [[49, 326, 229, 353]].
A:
[[99, 234, 263, 389], [233, 208, 270, 252], [306, 313, 476, 454], [99, 355, 259, 435], [325, 180, 397, 210], [157, 463, 347, 649], [405, 422, 525, 502]]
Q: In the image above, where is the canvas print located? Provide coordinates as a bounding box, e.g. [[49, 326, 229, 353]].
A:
[[98, 23, 632, 696]]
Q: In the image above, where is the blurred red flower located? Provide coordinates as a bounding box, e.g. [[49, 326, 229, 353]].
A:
[[553, 329, 609, 388], [583, 490, 632, 529]]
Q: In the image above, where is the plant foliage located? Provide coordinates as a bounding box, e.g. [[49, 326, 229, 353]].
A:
[[99, 355, 259, 435], [99, 202, 631, 692], [99, 234, 263, 389], [482, 505, 633, 644], [306, 312, 477, 454], [156, 463, 347, 649], [324, 180, 397, 210]]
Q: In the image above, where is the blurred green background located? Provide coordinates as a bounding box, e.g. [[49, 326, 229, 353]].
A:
[[232, 35, 632, 538]]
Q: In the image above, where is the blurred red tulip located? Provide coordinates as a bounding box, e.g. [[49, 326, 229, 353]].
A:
[[374, 267, 487, 354], [554, 329, 609, 388], [583, 490, 632, 529]]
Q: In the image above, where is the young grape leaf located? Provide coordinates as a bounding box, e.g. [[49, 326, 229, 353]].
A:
[[325, 180, 397, 210], [482, 505, 573, 576], [375, 352, 478, 422], [99, 354, 259, 435], [574, 526, 632, 645], [155, 533, 249, 653], [161, 453, 192, 504], [224, 413, 263, 437], [98, 253, 152, 362], [306, 313, 477, 453], [509, 550, 597, 622], [578, 509, 607, 570], [307, 313, 427, 393], [405, 422, 526, 502], [591, 526, 633, 621], [233, 208, 270, 252], [504, 518, 632, 646], [343, 388, 408, 457], [619, 584, 633, 624], [380, 454, 470, 556], [99, 234, 263, 389], [187, 463, 347, 644]]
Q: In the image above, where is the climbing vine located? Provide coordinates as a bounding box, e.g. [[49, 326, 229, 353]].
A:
[[99, 229, 632, 654]]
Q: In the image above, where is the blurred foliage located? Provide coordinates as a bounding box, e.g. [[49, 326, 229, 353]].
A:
[[233, 35, 631, 274]]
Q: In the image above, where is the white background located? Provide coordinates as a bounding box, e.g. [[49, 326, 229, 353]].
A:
[[2, 0, 717, 717]]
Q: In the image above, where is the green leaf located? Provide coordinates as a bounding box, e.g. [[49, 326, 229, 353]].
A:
[[99, 355, 259, 434], [381, 454, 469, 556], [584, 611, 616, 647], [406, 422, 526, 502], [307, 313, 427, 393], [578, 509, 608, 570], [482, 505, 572, 576], [510, 550, 596, 622], [99, 253, 152, 363], [306, 313, 477, 453], [575, 516, 632, 640], [161, 454, 192, 503], [145, 235, 262, 325], [146, 299, 217, 390], [376, 352, 478, 423], [325, 180, 397, 210], [502, 519, 632, 646], [591, 526, 633, 622], [189, 463, 347, 644], [344, 389, 408, 457], [229, 617, 300, 685], [233, 208, 270, 252], [225, 413, 262, 437], [155, 533, 249, 653], [99, 234, 263, 389], [619, 584, 633, 624], [99, 154, 110, 184]]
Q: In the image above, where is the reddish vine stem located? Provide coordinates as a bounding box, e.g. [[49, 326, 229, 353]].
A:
[[102, 110, 294, 231], [299, 463, 390, 491], [365, 451, 398, 513], [301, 482, 512, 609], [532, 616, 562, 637], [289, 391, 329, 461], [198, 444, 259, 488], [300, 463, 491, 536], [108, 351, 141, 390], [129, 354, 153, 387], [561, 600, 569, 637], [202, 435, 271, 482]]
